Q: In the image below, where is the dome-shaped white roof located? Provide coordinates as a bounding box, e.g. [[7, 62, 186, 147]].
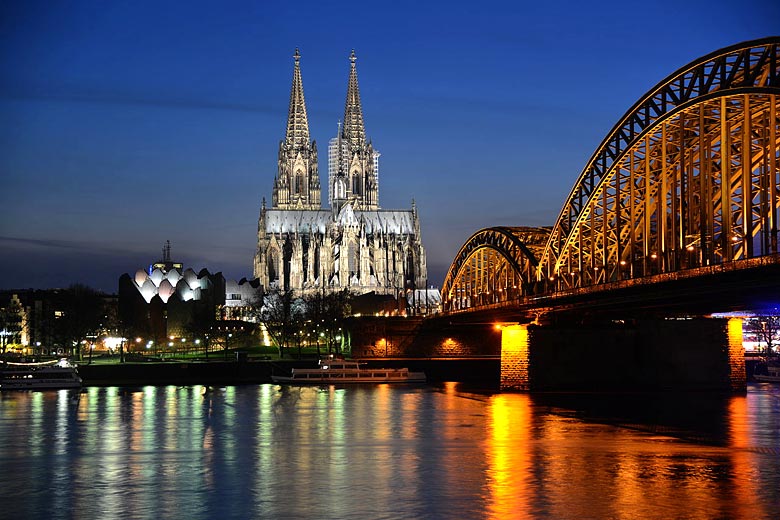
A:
[[134, 269, 148, 287], [166, 269, 182, 286], [183, 269, 199, 290], [176, 280, 194, 302], [139, 279, 157, 304], [158, 279, 175, 303], [149, 268, 164, 287]]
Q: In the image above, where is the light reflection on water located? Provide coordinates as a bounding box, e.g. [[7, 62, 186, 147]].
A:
[[1, 383, 778, 519]]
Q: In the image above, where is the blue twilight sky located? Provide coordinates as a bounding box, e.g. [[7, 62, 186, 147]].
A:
[[1, 0, 778, 293]]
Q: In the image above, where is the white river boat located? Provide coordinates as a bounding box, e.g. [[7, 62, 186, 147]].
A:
[[271, 358, 426, 384], [1, 358, 82, 390], [754, 365, 780, 383]]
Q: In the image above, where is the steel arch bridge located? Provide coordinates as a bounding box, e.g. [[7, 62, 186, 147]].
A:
[[441, 226, 550, 310], [442, 37, 780, 312]]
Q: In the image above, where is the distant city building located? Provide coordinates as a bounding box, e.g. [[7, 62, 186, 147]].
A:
[[1, 288, 117, 357], [327, 132, 344, 207], [118, 243, 226, 343], [254, 50, 427, 296], [224, 278, 263, 321], [407, 288, 442, 316]]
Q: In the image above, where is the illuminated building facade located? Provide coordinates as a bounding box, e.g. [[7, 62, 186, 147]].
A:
[[118, 243, 226, 342], [254, 50, 427, 295], [224, 278, 263, 320]]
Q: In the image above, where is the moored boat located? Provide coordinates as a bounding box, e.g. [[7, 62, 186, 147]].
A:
[[1, 358, 82, 390], [271, 357, 426, 384], [754, 365, 780, 383]]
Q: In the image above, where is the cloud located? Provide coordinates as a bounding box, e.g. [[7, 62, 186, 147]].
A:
[[0, 88, 281, 115], [0, 235, 146, 259], [0, 236, 89, 251]]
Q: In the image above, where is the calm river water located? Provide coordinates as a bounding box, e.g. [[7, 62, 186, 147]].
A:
[[1, 382, 778, 519]]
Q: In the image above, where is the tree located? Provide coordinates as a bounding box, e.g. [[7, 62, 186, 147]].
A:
[[746, 315, 780, 359], [303, 288, 352, 355], [0, 298, 23, 354], [52, 285, 104, 361], [185, 303, 218, 359], [102, 301, 127, 362], [253, 288, 304, 358]]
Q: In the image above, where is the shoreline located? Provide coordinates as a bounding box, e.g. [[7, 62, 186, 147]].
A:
[[76, 358, 502, 387]]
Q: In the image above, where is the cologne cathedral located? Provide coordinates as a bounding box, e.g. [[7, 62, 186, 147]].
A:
[[253, 50, 428, 295]]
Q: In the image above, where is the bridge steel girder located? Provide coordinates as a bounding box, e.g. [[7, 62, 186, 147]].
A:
[[441, 227, 550, 312], [538, 37, 780, 292]]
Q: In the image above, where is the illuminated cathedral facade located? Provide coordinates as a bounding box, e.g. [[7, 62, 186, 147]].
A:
[[253, 50, 427, 295]]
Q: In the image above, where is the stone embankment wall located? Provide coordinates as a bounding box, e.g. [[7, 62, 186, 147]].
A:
[[348, 316, 501, 358]]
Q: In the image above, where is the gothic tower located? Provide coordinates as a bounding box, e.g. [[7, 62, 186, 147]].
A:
[[272, 49, 321, 210], [255, 50, 428, 301], [332, 50, 379, 211]]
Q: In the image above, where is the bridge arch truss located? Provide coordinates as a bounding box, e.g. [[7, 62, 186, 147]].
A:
[[441, 227, 550, 311], [538, 37, 780, 290]]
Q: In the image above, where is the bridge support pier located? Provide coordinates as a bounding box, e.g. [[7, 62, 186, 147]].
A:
[[500, 317, 746, 392], [500, 325, 530, 390]]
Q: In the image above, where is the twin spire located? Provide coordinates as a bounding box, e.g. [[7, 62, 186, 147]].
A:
[[341, 50, 366, 145], [285, 49, 366, 149], [285, 48, 309, 147], [278, 49, 376, 211]]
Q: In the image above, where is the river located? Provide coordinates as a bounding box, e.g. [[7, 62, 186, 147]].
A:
[[1, 383, 778, 519]]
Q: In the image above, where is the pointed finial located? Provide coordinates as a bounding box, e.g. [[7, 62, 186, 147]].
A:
[[294, 48, 301, 63], [262, 197, 266, 210], [350, 49, 357, 64]]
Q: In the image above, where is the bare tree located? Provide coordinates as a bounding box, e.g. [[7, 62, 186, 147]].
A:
[[746, 315, 780, 359], [50, 285, 105, 361], [185, 304, 217, 359], [253, 288, 303, 358], [304, 288, 352, 355]]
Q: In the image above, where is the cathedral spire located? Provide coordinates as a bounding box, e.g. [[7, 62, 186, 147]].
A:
[[341, 49, 365, 144], [273, 48, 321, 211], [285, 48, 310, 147]]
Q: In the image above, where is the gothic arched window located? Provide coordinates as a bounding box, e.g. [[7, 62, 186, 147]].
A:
[[294, 172, 304, 195], [352, 172, 361, 196], [348, 242, 359, 276], [406, 251, 416, 288], [268, 249, 280, 284]]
